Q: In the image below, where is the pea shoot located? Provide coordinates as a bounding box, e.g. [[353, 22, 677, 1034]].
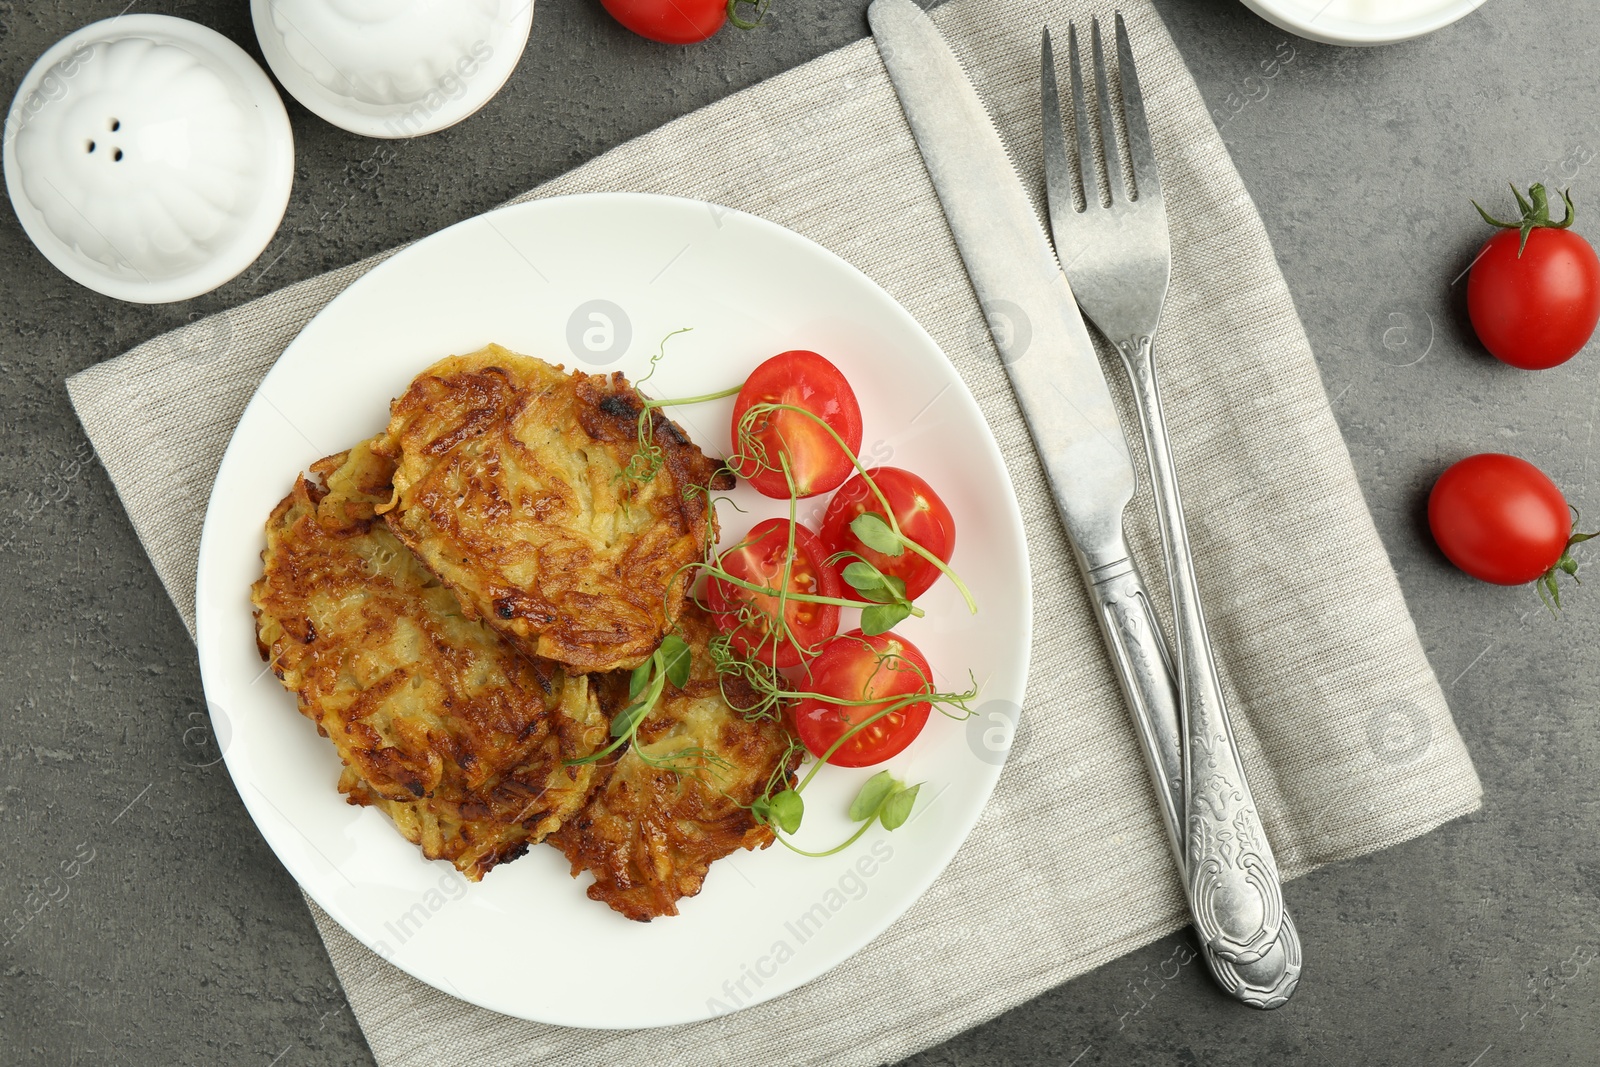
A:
[[564, 633, 728, 776], [613, 336, 991, 860]]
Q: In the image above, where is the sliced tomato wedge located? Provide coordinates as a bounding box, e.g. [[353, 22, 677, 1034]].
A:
[[730, 351, 863, 499], [820, 467, 956, 602], [706, 519, 841, 667], [791, 630, 934, 767]]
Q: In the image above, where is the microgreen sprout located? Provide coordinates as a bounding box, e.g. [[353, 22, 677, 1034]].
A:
[[565, 633, 729, 776], [620, 328, 743, 485], [765, 770, 923, 858], [741, 642, 977, 854], [837, 558, 916, 635], [748, 735, 807, 833], [626, 355, 987, 859], [729, 401, 977, 614], [687, 455, 905, 677]]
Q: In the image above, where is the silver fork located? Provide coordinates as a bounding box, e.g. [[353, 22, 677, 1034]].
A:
[[1042, 15, 1291, 970]]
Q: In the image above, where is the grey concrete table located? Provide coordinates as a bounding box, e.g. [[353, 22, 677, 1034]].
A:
[[3, 0, 1597, 1063]]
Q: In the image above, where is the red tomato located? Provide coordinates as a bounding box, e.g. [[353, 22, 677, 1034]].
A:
[[1428, 453, 1573, 585], [707, 519, 841, 667], [820, 467, 956, 601], [599, 0, 725, 43], [1467, 193, 1600, 370], [791, 630, 933, 768], [730, 351, 863, 499]]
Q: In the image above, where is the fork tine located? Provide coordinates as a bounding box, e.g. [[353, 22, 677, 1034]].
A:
[[1067, 22, 1099, 208], [1114, 12, 1162, 202], [1040, 28, 1077, 223], [1090, 18, 1126, 204]]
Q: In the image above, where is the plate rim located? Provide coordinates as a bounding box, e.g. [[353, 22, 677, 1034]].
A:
[[194, 190, 1033, 1027]]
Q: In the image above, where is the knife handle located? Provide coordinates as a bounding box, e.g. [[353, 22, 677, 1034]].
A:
[[1087, 552, 1301, 1007], [1086, 556, 1185, 859], [1114, 335, 1285, 966]]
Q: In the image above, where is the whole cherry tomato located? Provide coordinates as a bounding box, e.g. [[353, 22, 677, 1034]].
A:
[[1467, 184, 1600, 370], [1428, 454, 1592, 603], [600, 0, 726, 44]]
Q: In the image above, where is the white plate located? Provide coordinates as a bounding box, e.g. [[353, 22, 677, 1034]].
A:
[[1239, 0, 1488, 45], [195, 192, 1031, 1027]]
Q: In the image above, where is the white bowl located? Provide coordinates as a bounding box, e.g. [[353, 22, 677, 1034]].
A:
[[2, 14, 294, 303], [1239, 0, 1489, 45], [251, 0, 533, 138]]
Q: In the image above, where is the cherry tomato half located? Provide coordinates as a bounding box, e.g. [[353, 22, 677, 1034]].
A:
[[599, 0, 725, 44], [707, 519, 841, 667], [1428, 453, 1572, 585], [1468, 226, 1600, 370], [730, 351, 863, 499], [820, 467, 956, 602], [791, 630, 933, 768]]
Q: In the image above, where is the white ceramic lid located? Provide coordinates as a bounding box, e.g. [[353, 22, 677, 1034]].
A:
[[1238, 0, 1489, 45], [251, 0, 534, 139], [3, 14, 294, 304]]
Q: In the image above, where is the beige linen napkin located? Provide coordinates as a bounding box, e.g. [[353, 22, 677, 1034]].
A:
[[68, 0, 1481, 1063]]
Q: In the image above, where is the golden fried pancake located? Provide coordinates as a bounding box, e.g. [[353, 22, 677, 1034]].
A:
[[373, 344, 734, 674], [548, 606, 800, 921], [252, 440, 607, 881]]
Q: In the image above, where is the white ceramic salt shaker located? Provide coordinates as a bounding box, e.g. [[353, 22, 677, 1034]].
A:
[[3, 14, 295, 305], [251, 0, 534, 139]]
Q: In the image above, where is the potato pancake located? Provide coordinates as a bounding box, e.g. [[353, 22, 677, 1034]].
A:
[[548, 606, 801, 921], [252, 440, 607, 881], [374, 344, 734, 674]]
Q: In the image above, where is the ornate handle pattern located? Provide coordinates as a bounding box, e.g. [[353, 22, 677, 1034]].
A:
[[1113, 334, 1286, 966], [1087, 554, 1300, 1006]]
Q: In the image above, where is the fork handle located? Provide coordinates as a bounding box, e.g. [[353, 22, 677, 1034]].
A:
[[1086, 552, 1301, 1007], [1113, 333, 1286, 966]]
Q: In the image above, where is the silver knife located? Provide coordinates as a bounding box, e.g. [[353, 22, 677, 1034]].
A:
[[868, 0, 1298, 1004]]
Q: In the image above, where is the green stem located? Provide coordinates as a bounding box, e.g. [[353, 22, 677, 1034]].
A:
[[773, 818, 875, 858], [645, 385, 742, 408], [898, 536, 978, 614], [565, 734, 625, 767], [736, 401, 977, 612], [739, 402, 902, 532], [794, 694, 930, 793], [704, 570, 925, 615]]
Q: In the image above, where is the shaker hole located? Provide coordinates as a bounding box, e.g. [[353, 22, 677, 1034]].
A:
[[86, 141, 96, 153], [113, 149, 124, 162], [109, 118, 121, 131]]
